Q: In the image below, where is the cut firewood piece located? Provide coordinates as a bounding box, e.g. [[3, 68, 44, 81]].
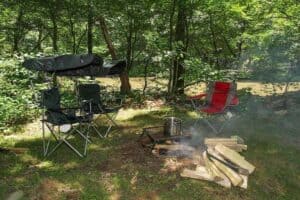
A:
[[195, 165, 208, 173], [215, 174, 231, 188], [211, 157, 243, 186], [181, 168, 214, 181], [196, 164, 231, 188], [207, 148, 226, 162], [215, 144, 255, 174], [231, 135, 244, 144], [207, 148, 249, 175], [198, 164, 232, 188], [238, 174, 248, 189], [203, 151, 222, 181], [204, 138, 239, 145], [153, 144, 196, 152], [206, 144, 247, 152], [208, 161, 231, 187], [192, 151, 205, 166]]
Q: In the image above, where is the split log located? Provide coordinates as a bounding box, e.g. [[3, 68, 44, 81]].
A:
[[239, 174, 248, 189], [215, 144, 255, 174], [207, 148, 249, 175], [206, 144, 247, 152], [203, 151, 222, 180], [192, 151, 205, 166], [231, 135, 244, 144], [207, 148, 225, 161], [195, 165, 208, 174], [211, 157, 243, 186], [203, 151, 231, 188], [204, 138, 239, 145], [204, 136, 246, 152], [181, 168, 214, 181]]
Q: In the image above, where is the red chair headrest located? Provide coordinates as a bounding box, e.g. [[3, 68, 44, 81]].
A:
[[214, 81, 231, 92]]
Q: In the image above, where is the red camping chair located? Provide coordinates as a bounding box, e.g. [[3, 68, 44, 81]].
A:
[[189, 81, 239, 134]]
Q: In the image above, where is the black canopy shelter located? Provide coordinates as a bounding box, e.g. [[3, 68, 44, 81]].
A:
[[23, 54, 126, 77]]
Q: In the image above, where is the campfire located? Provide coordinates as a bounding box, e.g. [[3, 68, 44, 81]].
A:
[[139, 125, 255, 189]]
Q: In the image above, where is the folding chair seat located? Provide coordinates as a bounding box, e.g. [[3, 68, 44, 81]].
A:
[[76, 84, 121, 138], [40, 87, 93, 157], [189, 81, 239, 134]]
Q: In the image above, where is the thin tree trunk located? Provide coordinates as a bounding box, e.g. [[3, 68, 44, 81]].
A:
[[97, 16, 131, 94], [168, 0, 176, 93], [50, 13, 58, 53], [87, 0, 93, 54], [170, 1, 187, 94], [12, 7, 24, 53], [36, 29, 43, 51], [32, 30, 49, 52], [69, 18, 76, 54], [76, 27, 88, 53], [126, 18, 134, 70], [209, 13, 219, 69], [143, 60, 149, 95]]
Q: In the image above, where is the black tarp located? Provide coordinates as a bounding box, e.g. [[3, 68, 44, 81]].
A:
[[22, 54, 126, 77]]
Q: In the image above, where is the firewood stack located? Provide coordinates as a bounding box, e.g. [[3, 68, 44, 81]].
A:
[[180, 136, 255, 189]]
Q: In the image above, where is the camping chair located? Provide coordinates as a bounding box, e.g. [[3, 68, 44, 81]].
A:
[[40, 87, 93, 157], [189, 81, 239, 134], [76, 83, 121, 138]]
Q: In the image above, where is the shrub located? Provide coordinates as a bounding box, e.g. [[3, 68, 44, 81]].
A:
[[0, 56, 39, 132]]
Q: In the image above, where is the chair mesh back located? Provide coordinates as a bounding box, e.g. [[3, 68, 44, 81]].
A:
[[207, 81, 237, 108], [214, 81, 231, 92], [40, 87, 61, 110], [77, 84, 101, 105], [210, 92, 228, 109]]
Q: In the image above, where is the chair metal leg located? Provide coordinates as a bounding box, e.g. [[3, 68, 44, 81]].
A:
[[91, 122, 104, 138], [75, 128, 92, 143], [104, 125, 112, 137], [203, 118, 219, 134], [84, 124, 91, 156], [63, 139, 84, 158], [45, 129, 74, 157], [43, 123, 91, 158], [105, 113, 118, 127], [92, 113, 118, 138]]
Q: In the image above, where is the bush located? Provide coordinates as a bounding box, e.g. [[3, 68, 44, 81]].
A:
[[0, 56, 39, 132]]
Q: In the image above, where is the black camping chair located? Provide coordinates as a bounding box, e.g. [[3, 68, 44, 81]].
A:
[[40, 87, 93, 157], [76, 84, 121, 138]]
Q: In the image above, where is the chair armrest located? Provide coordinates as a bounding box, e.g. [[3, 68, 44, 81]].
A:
[[230, 96, 239, 106], [188, 93, 207, 100]]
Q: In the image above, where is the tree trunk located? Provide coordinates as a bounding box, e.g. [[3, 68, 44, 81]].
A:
[[12, 6, 24, 53], [97, 16, 131, 94], [167, 0, 176, 93], [50, 13, 58, 53], [69, 18, 76, 54], [209, 13, 219, 69], [36, 29, 43, 51], [87, 0, 93, 54], [126, 19, 134, 70], [169, 1, 187, 94]]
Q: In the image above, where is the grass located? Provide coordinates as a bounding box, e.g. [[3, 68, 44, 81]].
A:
[[1, 82, 300, 200]]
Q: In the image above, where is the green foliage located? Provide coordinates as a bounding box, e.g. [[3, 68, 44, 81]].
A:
[[0, 0, 299, 128], [184, 58, 222, 83], [0, 56, 39, 132]]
